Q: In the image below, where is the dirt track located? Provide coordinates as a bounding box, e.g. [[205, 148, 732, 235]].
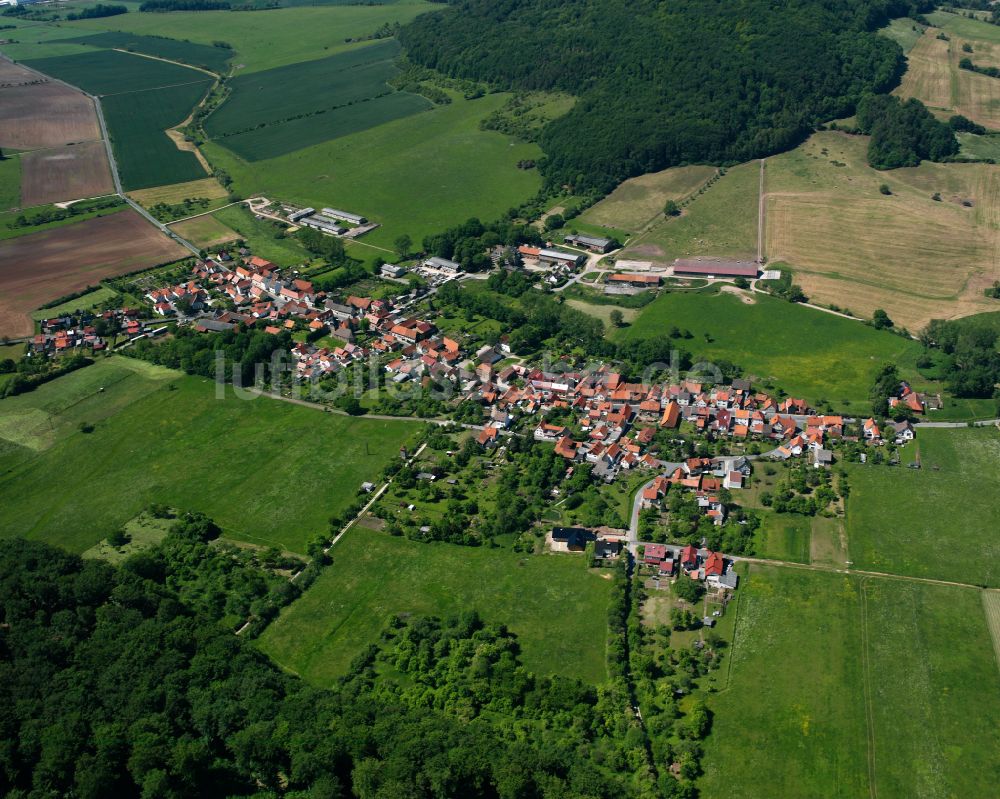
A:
[[0, 209, 188, 337]]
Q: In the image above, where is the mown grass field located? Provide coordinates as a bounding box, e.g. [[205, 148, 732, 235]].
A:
[[211, 204, 313, 265], [202, 91, 542, 248], [752, 512, 811, 563], [895, 14, 1000, 129], [55, 30, 231, 73], [169, 213, 240, 248], [102, 81, 212, 189], [206, 39, 403, 137], [615, 287, 926, 407], [30, 285, 120, 320], [619, 161, 759, 264], [66, 2, 438, 74], [257, 528, 613, 685], [763, 131, 1000, 330], [700, 566, 1000, 799], [0, 357, 419, 554], [129, 176, 229, 207], [846, 427, 1000, 587], [580, 164, 716, 234]]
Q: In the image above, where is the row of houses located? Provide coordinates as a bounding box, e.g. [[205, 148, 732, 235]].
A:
[[644, 544, 739, 591]]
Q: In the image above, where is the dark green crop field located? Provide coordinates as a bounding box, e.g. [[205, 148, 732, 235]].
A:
[[102, 82, 212, 190], [53, 30, 233, 74], [25, 48, 210, 96], [217, 90, 431, 161], [206, 40, 403, 136]]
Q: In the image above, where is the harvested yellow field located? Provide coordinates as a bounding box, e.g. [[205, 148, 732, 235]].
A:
[[580, 164, 717, 232], [764, 132, 1000, 329], [983, 590, 1000, 677], [895, 21, 1000, 129], [129, 177, 228, 207], [894, 32, 952, 114], [169, 214, 240, 248]]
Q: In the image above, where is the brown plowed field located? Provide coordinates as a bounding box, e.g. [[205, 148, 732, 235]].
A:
[[0, 209, 187, 337], [0, 61, 101, 150], [20, 141, 115, 207]]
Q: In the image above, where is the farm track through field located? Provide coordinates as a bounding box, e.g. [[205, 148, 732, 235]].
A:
[[109, 48, 220, 79], [859, 578, 878, 799], [983, 590, 1000, 676]]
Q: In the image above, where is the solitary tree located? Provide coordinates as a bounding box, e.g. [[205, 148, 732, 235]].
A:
[[394, 233, 412, 260], [872, 308, 893, 329], [664, 199, 680, 216], [609, 309, 625, 327]]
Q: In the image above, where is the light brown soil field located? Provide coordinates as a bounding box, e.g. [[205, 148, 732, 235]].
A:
[[894, 32, 952, 114], [20, 141, 114, 207], [129, 177, 228, 207], [0, 67, 102, 150], [0, 209, 187, 337], [169, 214, 239, 248], [764, 132, 1000, 329]]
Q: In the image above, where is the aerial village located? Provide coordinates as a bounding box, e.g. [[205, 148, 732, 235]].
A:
[[25, 208, 933, 605]]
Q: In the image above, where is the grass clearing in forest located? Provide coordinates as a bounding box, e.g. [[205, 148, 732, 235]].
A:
[[0, 358, 419, 554], [258, 528, 613, 685]]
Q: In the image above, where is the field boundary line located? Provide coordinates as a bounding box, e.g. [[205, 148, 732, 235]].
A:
[[99, 78, 214, 99], [110, 47, 220, 79], [983, 590, 1000, 677], [859, 577, 878, 799], [757, 158, 765, 263]]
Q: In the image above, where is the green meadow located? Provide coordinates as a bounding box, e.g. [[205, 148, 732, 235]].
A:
[[0, 358, 419, 554], [258, 528, 613, 685], [846, 427, 1000, 587], [202, 91, 543, 248], [615, 287, 925, 408], [699, 566, 1000, 798], [65, 2, 438, 74]]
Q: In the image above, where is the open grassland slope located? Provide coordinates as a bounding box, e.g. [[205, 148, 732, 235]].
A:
[[0, 358, 419, 554], [846, 427, 1000, 587], [257, 528, 612, 685], [700, 566, 1000, 799], [763, 131, 1000, 330], [619, 161, 759, 264], [202, 91, 542, 248], [0, 209, 187, 337], [580, 164, 717, 234], [615, 287, 925, 408], [896, 13, 1000, 130]]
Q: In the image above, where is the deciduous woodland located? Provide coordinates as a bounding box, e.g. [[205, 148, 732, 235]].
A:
[[401, 0, 933, 192]]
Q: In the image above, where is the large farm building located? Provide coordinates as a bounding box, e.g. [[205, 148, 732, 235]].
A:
[[672, 258, 759, 279]]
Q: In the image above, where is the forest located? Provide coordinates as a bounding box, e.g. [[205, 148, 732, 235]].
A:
[[400, 0, 933, 192], [0, 537, 668, 798]]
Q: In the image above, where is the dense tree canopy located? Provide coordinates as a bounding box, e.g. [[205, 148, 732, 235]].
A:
[[0, 538, 654, 798], [401, 0, 932, 192], [855, 94, 958, 168]]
